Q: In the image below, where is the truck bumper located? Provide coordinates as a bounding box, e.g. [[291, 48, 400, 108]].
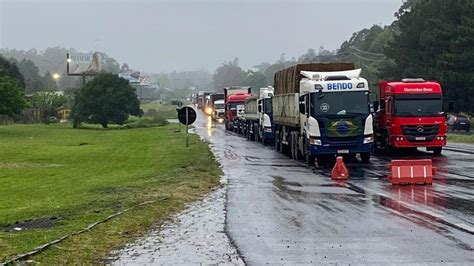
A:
[[391, 135, 447, 148], [309, 136, 373, 155]]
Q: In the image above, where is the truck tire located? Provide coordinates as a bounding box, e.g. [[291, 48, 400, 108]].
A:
[[360, 152, 371, 163], [383, 132, 392, 154], [275, 129, 280, 151], [432, 147, 442, 155]]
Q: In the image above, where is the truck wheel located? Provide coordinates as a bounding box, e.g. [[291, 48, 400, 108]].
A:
[[432, 147, 442, 155], [360, 152, 371, 163], [306, 154, 316, 166], [275, 130, 280, 151], [384, 132, 392, 154]]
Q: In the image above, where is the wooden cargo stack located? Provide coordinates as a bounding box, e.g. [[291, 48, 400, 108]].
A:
[[273, 63, 355, 95]]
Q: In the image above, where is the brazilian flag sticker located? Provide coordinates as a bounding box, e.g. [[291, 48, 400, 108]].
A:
[[326, 119, 362, 137]]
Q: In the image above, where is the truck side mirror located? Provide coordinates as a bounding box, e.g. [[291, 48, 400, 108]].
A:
[[448, 101, 454, 113], [373, 101, 379, 112], [258, 104, 262, 112]]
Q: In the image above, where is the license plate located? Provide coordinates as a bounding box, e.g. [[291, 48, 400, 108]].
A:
[[337, 149, 349, 154], [415, 137, 426, 141], [460, 122, 466, 125]]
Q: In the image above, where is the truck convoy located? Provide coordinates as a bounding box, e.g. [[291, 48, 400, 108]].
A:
[[373, 79, 447, 154], [243, 86, 275, 144], [224, 86, 251, 132], [272, 63, 373, 164], [213, 63, 447, 165]]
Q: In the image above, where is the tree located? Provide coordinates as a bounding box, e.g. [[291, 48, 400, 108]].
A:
[[0, 56, 25, 90], [0, 76, 28, 117], [16, 58, 46, 93], [213, 58, 246, 91], [71, 73, 142, 128], [382, 0, 474, 112], [31, 89, 67, 123], [243, 71, 267, 92]]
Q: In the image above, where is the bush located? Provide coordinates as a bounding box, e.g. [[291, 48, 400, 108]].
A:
[[125, 116, 169, 129]]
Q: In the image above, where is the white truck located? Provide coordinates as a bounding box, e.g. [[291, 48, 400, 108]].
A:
[[212, 99, 225, 121], [272, 63, 374, 165], [243, 87, 275, 144]]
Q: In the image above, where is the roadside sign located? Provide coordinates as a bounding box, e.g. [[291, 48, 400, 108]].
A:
[[177, 106, 196, 125], [177, 106, 196, 148]]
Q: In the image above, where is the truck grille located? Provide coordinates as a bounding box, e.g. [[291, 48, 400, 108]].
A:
[[401, 125, 439, 136], [327, 136, 357, 145], [401, 125, 439, 142]]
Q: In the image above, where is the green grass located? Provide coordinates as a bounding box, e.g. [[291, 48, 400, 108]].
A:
[[448, 132, 474, 144], [141, 102, 181, 119], [0, 123, 221, 263]]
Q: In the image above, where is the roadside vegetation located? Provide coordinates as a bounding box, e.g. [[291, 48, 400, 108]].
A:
[[0, 122, 221, 263], [448, 133, 474, 144]]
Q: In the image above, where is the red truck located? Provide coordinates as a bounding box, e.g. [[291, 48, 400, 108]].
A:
[[224, 86, 251, 132], [374, 78, 447, 154]]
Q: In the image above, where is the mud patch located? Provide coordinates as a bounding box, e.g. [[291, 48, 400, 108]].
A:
[[4, 216, 63, 232]]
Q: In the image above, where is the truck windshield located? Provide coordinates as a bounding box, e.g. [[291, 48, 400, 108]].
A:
[[310, 91, 369, 117], [215, 103, 224, 109], [394, 97, 442, 116], [264, 98, 272, 113], [229, 102, 244, 110]]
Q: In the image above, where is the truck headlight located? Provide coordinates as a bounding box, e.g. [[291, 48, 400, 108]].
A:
[[309, 136, 322, 145], [363, 135, 374, 144]]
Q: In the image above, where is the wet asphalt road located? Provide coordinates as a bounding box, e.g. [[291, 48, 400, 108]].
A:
[[196, 113, 473, 265]]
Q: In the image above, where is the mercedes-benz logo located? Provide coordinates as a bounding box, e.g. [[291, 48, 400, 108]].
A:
[[417, 125, 424, 133]]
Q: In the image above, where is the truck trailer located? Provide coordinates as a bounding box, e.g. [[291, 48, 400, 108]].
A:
[[272, 63, 373, 165], [373, 79, 447, 154], [243, 86, 275, 144], [224, 86, 251, 132]]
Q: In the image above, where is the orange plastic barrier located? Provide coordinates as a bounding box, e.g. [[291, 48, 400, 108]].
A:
[[390, 159, 435, 185], [331, 156, 349, 180]]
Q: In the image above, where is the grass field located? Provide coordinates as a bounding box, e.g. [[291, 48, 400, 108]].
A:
[[0, 123, 220, 263], [448, 132, 474, 144]]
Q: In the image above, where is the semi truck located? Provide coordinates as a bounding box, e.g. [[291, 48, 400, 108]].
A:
[[373, 79, 447, 154], [196, 91, 211, 110], [272, 63, 374, 165], [205, 93, 224, 117], [243, 86, 275, 144], [212, 99, 225, 121], [224, 86, 251, 132]]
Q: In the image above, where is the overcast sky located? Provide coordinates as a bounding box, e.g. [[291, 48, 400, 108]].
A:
[[0, 0, 402, 73]]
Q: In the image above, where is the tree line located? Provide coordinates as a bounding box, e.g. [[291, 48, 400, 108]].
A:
[[212, 0, 473, 113]]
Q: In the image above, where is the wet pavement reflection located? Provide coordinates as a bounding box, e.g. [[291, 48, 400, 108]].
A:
[[114, 111, 473, 264]]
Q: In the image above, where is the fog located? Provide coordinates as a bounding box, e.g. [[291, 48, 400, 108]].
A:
[[0, 0, 402, 72]]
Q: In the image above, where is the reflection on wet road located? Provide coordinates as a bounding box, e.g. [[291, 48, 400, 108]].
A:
[[197, 113, 474, 264]]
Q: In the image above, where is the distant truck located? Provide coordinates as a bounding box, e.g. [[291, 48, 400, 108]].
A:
[[272, 63, 373, 164], [212, 99, 225, 121], [205, 93, 224, 117], [373, 79, 447, 154], [243, 86, 275, 144], [196, 91, 211, 110], [224, 86, 251, 132]]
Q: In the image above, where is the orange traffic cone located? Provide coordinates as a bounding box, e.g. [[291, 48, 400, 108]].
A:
[[331, 156, 349, 180]]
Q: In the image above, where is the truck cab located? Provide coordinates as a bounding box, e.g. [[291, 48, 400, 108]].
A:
[[299, 69, 373, 162], [212, 99, 225, 121], [258, 87, 274, 143], [374, 79, 447, 154], [225, 92, 251, 132]]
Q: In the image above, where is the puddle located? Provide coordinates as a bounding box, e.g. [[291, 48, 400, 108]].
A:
[[111, 185, 243, 264]]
